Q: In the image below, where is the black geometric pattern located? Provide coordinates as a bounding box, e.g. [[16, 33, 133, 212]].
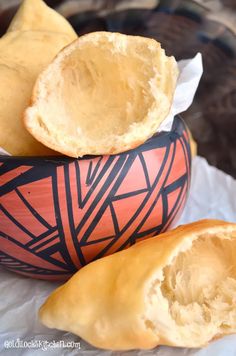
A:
[[0, 116, 191, 280]]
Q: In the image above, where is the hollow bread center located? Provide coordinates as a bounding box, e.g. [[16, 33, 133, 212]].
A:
[[146, 235, 236, 346], [41, 41, 156, 141]]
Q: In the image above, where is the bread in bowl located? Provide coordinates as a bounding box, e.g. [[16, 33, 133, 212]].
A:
[[24, 31, 179, 157], [39, 219, 236, 350], [0, 116, 191, 281], [0, 0, 77, 156], [7, 0, 76, 36]]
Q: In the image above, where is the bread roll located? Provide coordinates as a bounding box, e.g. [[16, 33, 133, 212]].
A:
[[39, 220, 236, 350], [7, 0, 76, 36], [24, 32, 179, 157], [188, 128, 197, 157], [0, 0, 77, 155]]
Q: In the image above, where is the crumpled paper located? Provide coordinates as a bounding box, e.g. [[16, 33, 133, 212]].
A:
[[0, 53, 203, 156], [158, 53, 203, 132], [0, 156, 236, 355]]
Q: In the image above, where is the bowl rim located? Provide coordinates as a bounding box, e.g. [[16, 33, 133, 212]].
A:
[[0, 115, 189, 162]]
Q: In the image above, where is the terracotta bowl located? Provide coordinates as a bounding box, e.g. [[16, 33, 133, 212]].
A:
[[0, 116, 191, 280]]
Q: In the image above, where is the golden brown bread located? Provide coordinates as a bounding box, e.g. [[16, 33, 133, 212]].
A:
[[39, 219, 236, 350], [0, 0, 77, 155], [187, 128, 197, 157], [24, 31, 179, 157], [7, 0, 76, 36]]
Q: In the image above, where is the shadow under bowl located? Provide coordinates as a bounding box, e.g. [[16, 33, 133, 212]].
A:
[[0, 116, 191, 280]]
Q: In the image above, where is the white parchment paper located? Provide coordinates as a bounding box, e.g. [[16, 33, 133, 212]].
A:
[[0, 54, 203, 156], [158, 53, 203, 132], [0, 156, 236, 355]]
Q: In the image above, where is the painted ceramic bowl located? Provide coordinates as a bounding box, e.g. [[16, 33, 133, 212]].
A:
[[0, 116, 191, 280]]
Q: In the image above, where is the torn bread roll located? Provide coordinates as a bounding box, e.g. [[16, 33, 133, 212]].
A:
[[39, 219, 236, 350], [24, 31, 179, 157]]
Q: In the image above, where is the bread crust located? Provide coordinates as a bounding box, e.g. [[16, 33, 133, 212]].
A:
[[7, 0, 77, 38], [39, 219, 236, 350], [0, 0, 77, 156], [24, 32, 179, 157]]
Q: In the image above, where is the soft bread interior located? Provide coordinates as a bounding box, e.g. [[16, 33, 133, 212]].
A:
[[25, 32, 178, 157], [39, 221, 236, 350], [145, 233, 236, 347]]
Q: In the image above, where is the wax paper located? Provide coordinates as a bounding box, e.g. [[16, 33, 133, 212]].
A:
[[0, 53, 203, 156], [0, 156, 236, 355]]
